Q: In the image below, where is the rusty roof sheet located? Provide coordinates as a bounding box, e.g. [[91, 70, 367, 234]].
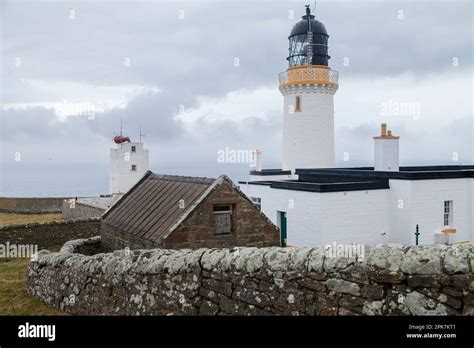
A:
[[102, 172, 216, 243]]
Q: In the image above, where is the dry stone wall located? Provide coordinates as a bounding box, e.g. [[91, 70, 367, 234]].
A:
[[0, 219, 100, 250], [27, 237, 474, 315], [0, 197, 66, 214], [62, 201, 105, 220]]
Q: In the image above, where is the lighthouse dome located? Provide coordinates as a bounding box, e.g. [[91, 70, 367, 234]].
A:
[[290, 17, 328, 37], [287, 6, 330, 67]]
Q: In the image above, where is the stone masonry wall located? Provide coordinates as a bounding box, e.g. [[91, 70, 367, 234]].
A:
[[62, 200, 105, 220], [0, 197, 66, 214], [27, 237, 474, 315], [0, 219, 100, 250]]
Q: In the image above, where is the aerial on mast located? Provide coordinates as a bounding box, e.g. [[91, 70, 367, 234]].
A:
[[139, 124, 146, 143], [304, 4, 313, 65]]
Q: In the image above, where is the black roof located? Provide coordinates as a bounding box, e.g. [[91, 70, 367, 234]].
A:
[[296, 166, 474, 181], [242, 165, 474, 193], [287, 6, 330, 67], [290, 17, 328, 37]]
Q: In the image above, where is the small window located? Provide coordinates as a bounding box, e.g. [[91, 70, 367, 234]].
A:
[[131, 146, 136, 153], [213, 205, 232, 235], [295, 95, 302, 112], [251, 197, 261, 210], [131, 164, 137, 171], [443, 201, 453, 226]]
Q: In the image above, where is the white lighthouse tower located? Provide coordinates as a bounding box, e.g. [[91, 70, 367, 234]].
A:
[[109, 134, 149, 194], [279, 5, 339, 172]]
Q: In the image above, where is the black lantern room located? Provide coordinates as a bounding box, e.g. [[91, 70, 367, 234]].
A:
[[287, 5, 330, 67]]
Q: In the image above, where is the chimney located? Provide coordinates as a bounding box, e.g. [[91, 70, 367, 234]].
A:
[[253, 149, 263, 172], [373, 123, 400, 171], [381, 123, 387, 136]]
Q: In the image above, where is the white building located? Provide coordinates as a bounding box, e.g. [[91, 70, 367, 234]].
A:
[[109, 136, 149, 194], [239, 6, 474, 247]]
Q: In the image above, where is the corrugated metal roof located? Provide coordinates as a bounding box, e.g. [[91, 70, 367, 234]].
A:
[[103, 172, 216, 243]]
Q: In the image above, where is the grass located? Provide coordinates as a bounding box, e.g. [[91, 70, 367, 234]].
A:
[[0, 212, 63, 227], [0, 212, 65, 315], [0, 258, 63, 315]]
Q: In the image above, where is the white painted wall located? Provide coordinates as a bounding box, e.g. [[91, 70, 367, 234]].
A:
[[374, 138, 399, 171], [282, 85, 337, 171], [109, 142, 149, 194], [406, 178, 473, 244], [387, 179, 412, 244], [248, 173, 296, 182], [240, 177, 474, 246], [318, 189, 390, 245], [240, 183, 390, 246]]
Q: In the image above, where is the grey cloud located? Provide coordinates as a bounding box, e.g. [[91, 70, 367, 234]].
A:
[[3, 1, 472, 104]]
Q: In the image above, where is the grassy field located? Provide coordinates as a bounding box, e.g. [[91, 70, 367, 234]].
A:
[[0, 212, 63, 227], [0, 258, 63, 315], [0, 212, 64, 315]]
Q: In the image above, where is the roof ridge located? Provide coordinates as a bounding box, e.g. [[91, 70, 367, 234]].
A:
[[149, 173, 216, 184]]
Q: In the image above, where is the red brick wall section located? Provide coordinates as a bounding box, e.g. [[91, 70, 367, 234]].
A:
[[162, 180, 280, 249]]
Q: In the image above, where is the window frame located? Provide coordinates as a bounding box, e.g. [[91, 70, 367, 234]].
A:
[[251, 197, 261, 210], [295, 95, 302, 112], [443, 200, 453, 226], [212, 204, 233, 235]]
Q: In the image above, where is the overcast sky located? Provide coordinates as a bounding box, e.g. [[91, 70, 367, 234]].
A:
[[0, 0, 473, 196]]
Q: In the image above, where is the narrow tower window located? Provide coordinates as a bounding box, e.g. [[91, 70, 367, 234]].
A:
[[295, 95, 302, 112], [443, 201, 453, 226]]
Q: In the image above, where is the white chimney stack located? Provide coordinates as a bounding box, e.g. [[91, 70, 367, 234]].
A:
[[253, 149, 263, 172], [373, 123, 400, 172]]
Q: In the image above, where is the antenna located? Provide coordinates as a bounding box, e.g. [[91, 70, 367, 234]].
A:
[[139, 123, 145, 143], [120, 118, 123, 136], [305, 5, 313, 65]]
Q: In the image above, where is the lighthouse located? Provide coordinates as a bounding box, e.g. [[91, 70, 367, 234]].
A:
[[109, 135, 149, 194], [279, 5, 339, 171]]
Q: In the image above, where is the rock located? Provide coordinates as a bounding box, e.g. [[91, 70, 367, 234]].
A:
[[404, 291, 448, 315], [369, 270, 406, 284], [307, 247, 326, 273], [200, 249, 228, 271], [407, 275, 450, 288], [452, 274, 474, 291], [199, 300, 219, 315], [363, 300, 384, 315], [361, 284, 384, 300], [288, 247, 313, 271], [462, 306, 474, 315], [367, 244, 406, 272], [325, 279, 360, 296], [202, 278, 233, 297], [443, 246, 470, 274], [339, 295, 365, 314], [401, 246, 443, 275], [232, 286, 271, 307], [264, 248, 292, 272]]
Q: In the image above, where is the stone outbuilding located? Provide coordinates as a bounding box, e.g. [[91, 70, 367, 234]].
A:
[[101, 171, 280, 250]]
